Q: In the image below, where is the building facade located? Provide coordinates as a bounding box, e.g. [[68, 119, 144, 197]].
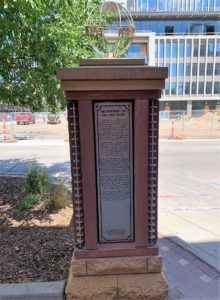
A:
[[126, 0, 220, 114]]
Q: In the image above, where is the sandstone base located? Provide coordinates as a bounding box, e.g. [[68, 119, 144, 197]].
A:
[[65, 256, 168, 300]]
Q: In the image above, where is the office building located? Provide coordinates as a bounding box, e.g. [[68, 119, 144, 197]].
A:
[[126, 0, 220, 114]]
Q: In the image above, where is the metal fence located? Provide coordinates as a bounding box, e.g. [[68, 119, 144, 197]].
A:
[[159, 110, 220, 139]]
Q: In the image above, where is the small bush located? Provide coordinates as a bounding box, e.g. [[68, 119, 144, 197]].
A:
[[46, 181, 69, 211], [19, 194, 39, 209], [24, 165, 50, 194]]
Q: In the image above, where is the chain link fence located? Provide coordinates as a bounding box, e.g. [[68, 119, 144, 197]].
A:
[[160, 110, 220, 139]]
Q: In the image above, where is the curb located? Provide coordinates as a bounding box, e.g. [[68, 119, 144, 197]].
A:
[[0, 281, 65, 300]]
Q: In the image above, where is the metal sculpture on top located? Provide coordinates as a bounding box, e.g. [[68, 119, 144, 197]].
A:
[[86, 1, 135, 58]]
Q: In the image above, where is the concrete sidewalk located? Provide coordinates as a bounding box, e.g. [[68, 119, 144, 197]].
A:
[[159, 236, 220, 300]]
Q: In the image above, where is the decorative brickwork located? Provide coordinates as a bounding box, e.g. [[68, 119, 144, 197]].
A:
[[148, 99, 159, 246], [67, 101, 85, 249]]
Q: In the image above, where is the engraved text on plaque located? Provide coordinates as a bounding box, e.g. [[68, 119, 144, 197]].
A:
[[94, 102, 133, 243]]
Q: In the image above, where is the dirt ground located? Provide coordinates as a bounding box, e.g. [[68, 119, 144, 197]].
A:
[[160, 112, 220, 139], [4, 118, 69, 140], [0, 176, 74, 283]]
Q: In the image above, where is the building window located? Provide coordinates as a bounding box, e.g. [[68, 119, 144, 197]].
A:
[[204, 0, 208, 11], [207, 63, 213, 75], [185, 82, 190, 94], [206, 82, 212, 94], [196, 0, 202, 10], [215, 63, 220, 75], [148, 0, 156, 12], [200, 40, 206, 56], [165, 26, 174, 35], [208, 41, 214, 56], [158, 0, 165, 11], [190, 0, 195, 10], [192, 63, 197, 76], [166, 63, 170, 76], [179, 41, 184, 57], [172, 64, 177, 76], [167, 1, 172, 11], [171, 82, 177, 95], [172, 41, 177, 57], [190, 23, 203, 34], [205, 25, 214, 35], [214, 82, 220, 94], [199, 63, 205, 75], [216, 41, 220, 56], [209, 0, 214, 11], [166, 41, 171, 57], [186, 41, 191, 57], [186, 63, 191, 76], [165, 81, 170, 95], [193, 40, 199, 57], [160, 41, 164, 57], [198, 82, 204, 94], [179, 63, 184, 76], [178, 82, 183, 94], [191, 82, 197, 94], [155, 41, 158, 57], [173, 0, 178, 11]]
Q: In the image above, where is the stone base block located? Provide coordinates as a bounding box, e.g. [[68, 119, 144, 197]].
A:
[[66, 255, 168, 300], [66, 272, 168, 300], [70, 255, 162, 277]]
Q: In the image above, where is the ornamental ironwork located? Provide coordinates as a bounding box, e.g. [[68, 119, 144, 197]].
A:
[[86, 1, 135, 58]]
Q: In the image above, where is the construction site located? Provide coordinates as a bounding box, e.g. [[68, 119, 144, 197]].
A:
[[0, 110, 220, 142]]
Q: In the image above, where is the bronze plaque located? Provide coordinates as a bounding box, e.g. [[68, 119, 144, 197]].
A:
[[94, 102, 133, 243]]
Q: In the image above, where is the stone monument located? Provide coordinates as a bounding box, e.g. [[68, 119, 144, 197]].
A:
[[57, 1, 168, 299]]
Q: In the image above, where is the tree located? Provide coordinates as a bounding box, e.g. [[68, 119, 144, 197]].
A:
[[0, 0, 100, 112]]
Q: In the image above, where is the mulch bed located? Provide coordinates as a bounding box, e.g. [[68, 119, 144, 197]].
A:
[[0, 176, 74, 283]]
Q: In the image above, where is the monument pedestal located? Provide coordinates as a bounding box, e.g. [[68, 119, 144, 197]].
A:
[[58, 59, 168, 300], [66, 255, 168, 300]]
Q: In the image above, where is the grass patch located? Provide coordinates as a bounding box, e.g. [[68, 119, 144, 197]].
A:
[[18, 194, 39, 209]]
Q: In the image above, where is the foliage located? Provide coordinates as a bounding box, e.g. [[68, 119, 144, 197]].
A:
[[46, 180, 69, 211], [24, 164, 50, 194], [18, 194, 39, 209], [21, 165, 69, 211], [0, 0, 100, 111]]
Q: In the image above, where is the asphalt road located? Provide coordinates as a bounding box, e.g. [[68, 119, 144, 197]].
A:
[[0, 139, 219, 271], [158, 139, 220, 272]]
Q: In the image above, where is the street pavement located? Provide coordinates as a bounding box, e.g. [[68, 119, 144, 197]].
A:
[[159, 139, 220, 273], [0, 140, 70, 179], [0, 139, 220, 298]]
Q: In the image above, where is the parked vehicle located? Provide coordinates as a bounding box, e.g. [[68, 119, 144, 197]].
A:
[[15, 112, 35, 125], [0, 114, 9, 122], [47, 114, 61, 124]]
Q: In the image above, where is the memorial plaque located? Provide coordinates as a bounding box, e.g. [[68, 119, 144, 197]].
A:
[[94, 102, 133, 243]]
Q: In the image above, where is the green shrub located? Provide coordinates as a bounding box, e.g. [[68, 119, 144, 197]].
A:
[[19, 194, 39, 209], [24, 165, 50, 194], [46, 181, 69, 211]]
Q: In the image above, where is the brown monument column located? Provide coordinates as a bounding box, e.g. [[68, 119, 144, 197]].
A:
[[58, 59, 168, 300]]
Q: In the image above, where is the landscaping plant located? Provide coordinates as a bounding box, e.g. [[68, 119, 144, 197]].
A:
[[19, 164, 69, 211], [46, 180, 69, 211], [18, 194, 39, 210]]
